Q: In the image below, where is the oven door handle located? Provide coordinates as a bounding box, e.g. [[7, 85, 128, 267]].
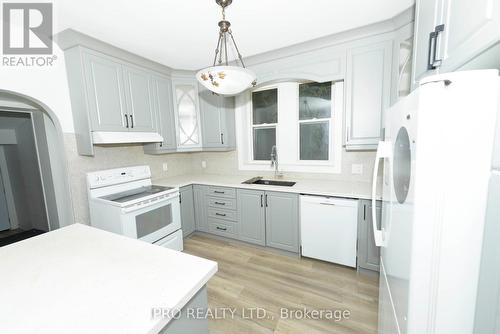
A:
[[121, 193, 179, 214]]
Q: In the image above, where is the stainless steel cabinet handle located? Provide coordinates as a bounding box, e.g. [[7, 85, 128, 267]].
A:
[[427, 31, 437, 70], [125, 114, 129, 128], [216, 226, 227, 231], [320, 202, 336, 206], [215, 213, 226, 217], [432, 25, 445, 68]]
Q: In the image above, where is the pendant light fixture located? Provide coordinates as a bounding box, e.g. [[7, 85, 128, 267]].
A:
[[196, 0, 256, 96]]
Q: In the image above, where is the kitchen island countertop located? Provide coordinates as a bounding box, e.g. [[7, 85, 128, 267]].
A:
[[0, 224, 217, 334]]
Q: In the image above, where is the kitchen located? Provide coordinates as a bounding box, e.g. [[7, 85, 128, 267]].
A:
[[0, 0, 499, 333]]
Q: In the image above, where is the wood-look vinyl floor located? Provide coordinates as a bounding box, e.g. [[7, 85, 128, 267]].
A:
[[183, 233, 379, 334]]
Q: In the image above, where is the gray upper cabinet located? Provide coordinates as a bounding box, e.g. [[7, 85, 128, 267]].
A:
[[345, 40, 392, 150], [357, 199, 382, 272], [64, 46, 163, 155], [265, 191, 299, 253], [199, 85, 236, 150], [82, 52, 128, 132], [412, 0, 500, 88], [123, 66, 156, 132], [412, 0, 445, 87], [144, 75, 177, 153], [237, 189, 266, 246], [180, 186, 196, 237], [172, 78, 203, 151]]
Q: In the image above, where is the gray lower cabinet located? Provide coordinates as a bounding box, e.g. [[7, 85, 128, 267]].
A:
[[159, 286, 209, 334], [180, 186, 195, 237], [357, 199, 382, 272], [265, 191, 300, 253], [237, 189, 266, 246], [193, 185, 209, 232]]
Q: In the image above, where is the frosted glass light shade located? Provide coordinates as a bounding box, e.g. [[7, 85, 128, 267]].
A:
[[196, 65, 256, 96]]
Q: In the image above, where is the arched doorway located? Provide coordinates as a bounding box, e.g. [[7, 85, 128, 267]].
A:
[[0, 90, 74, 245]]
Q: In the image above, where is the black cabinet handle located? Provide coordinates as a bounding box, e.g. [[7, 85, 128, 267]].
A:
[[214, 201, 226, 205], [265, 194, 268, 207], [221, 133, 224, 144], [179, 194, 182, 204], [215, 212, 226, 217], [214, 191, 225, 194], [260, 194, 263, 207], [125, 114, 129, 128], [130, 115, 134, 128], [363, 204, 366, 220], [216, 226, 227, 231]]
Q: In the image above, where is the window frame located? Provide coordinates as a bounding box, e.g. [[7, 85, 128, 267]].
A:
[[250, 85, 279, 162], [296, 81, 335, 164], [235, 81, 343, 174]]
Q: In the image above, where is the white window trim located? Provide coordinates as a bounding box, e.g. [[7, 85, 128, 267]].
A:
[[235, 81, 343, 174]]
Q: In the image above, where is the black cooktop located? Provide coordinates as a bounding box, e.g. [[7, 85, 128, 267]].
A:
[[100, 185, 174, 203]]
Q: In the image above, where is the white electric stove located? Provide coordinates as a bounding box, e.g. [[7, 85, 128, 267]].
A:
[[86, 165, 183, 251]]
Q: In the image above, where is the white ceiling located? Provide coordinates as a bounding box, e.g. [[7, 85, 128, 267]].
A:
[[55, 0, 414, 70]]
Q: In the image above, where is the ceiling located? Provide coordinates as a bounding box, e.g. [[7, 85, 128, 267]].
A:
[[55, 0, 414, 70]]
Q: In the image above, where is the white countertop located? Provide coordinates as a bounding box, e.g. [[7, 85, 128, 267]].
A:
[[154, 173, 378, 200], [0, 224, 217, 334]]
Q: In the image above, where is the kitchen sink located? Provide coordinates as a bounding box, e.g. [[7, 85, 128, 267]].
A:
[[242, 177, 296, 187]]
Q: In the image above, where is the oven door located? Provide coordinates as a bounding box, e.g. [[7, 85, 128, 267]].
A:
[[121, 194, 181, 243]]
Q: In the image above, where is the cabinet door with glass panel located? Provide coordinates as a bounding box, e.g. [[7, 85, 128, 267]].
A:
[[251, 88, 278, 162], [172, 78, 202, 151]]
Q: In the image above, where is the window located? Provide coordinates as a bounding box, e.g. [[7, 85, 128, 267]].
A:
[[299, 82, 332, 161], [236, 81, 343, 174], [252, 89, 277, 160]]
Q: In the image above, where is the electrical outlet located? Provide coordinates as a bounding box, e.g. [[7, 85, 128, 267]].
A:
[[351, 164, 363, 175], [162, 163, 168, 172], [201, 161, 207, 169]]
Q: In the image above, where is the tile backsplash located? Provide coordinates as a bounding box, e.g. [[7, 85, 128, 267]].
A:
[[63, 133, 376, 225], [63, 134, 195, 224]]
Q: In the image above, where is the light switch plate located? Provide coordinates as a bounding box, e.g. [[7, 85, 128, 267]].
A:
[[162, 163, 168, 172], [351, 164, 363, 175], [201, 161, 207, 168]]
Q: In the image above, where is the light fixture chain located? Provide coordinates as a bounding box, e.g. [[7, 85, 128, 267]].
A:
[[212, 32, 223, 66], [228, 30, 246, 68], [223, 33, 229, 65]]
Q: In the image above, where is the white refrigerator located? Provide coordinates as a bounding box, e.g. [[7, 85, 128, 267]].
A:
[[372, 70, 500, 334]]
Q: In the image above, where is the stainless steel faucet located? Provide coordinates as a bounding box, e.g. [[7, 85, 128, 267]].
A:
[[270, 145, 279, 177]]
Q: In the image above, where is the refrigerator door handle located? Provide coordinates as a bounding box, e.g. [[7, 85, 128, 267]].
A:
[[372, 141, 391, 247]]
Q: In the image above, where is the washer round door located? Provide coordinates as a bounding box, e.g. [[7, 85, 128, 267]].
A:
[[393, 127, 412, 204]]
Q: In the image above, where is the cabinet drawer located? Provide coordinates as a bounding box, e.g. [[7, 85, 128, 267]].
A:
[[208, 219, 237, 238], [208, 207, 237, 222], [207, 197, 237, 210], [207, 186, 236, 198]]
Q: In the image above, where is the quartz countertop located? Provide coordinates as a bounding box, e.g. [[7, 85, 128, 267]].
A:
[[154, 173, 379, 200], [0, 224, 217, 334]]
